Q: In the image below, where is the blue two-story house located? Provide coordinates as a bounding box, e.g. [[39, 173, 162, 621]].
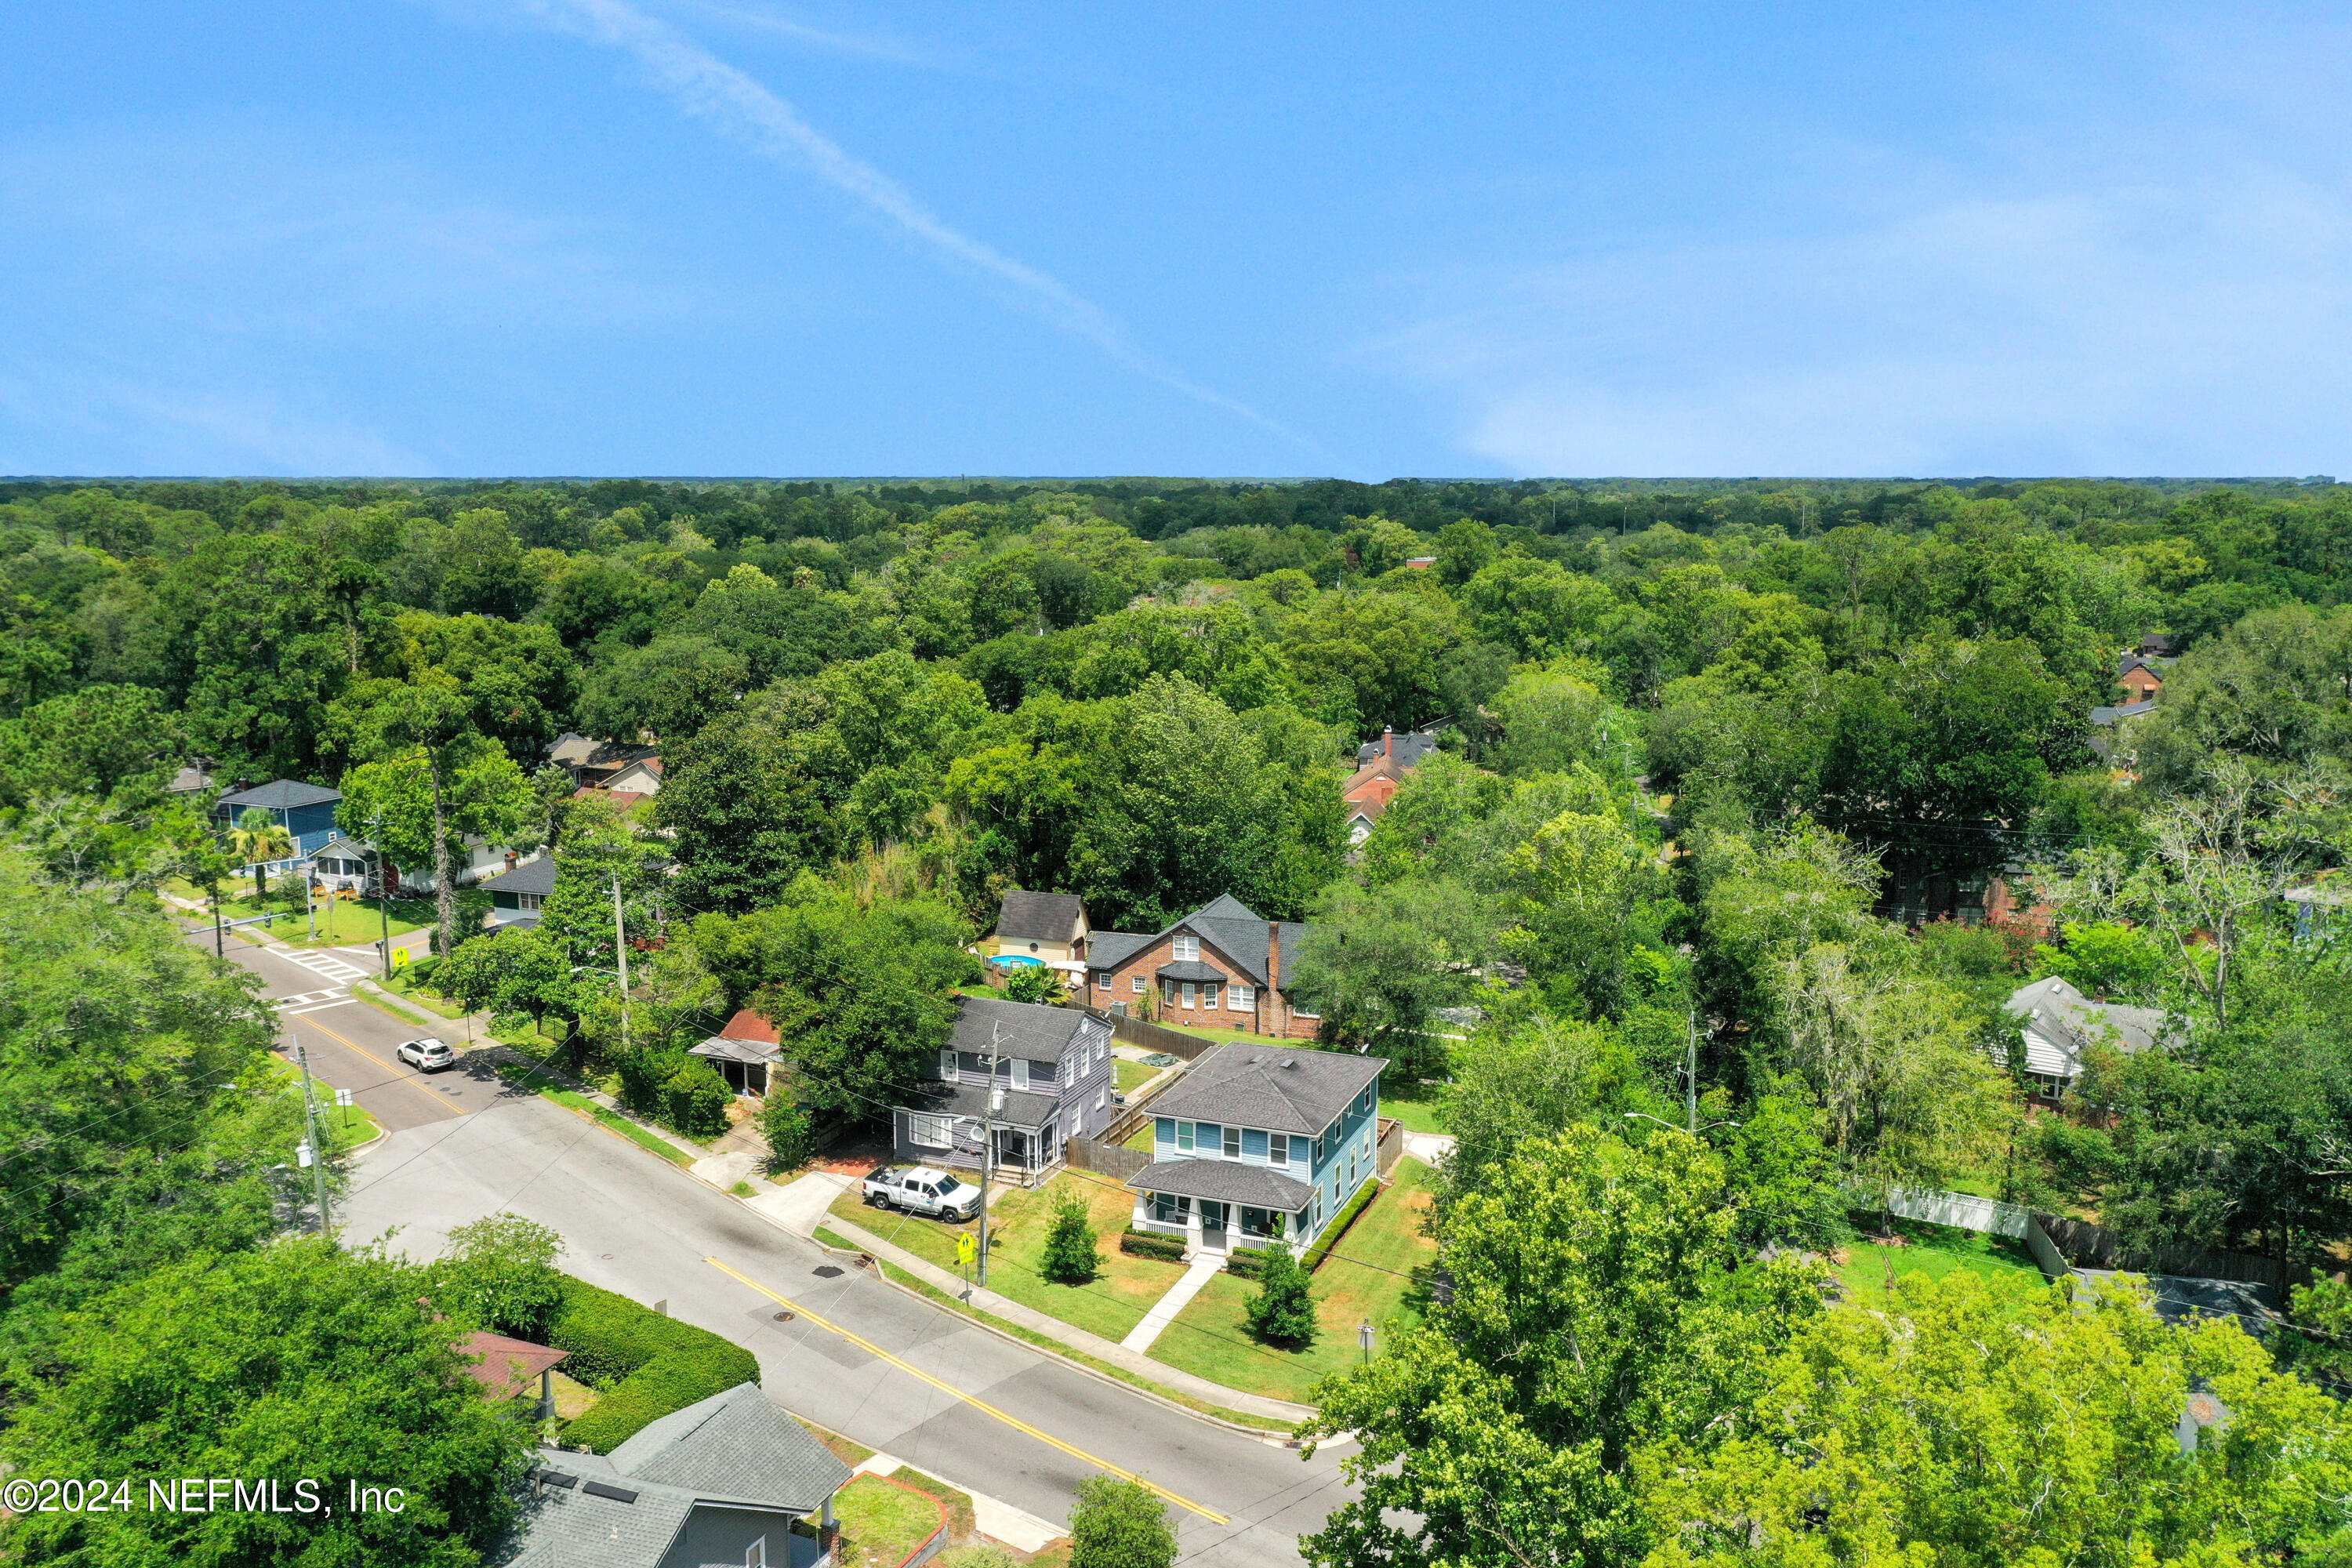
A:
[[892, 997, 1117, 1183], [214, 779, 343, 870], [1127, 1041, 1385, 1257]]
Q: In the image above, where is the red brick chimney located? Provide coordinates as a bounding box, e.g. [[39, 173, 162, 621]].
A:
[[1382, 728, 1395, 757], [1265, 920, 1281, 1036]]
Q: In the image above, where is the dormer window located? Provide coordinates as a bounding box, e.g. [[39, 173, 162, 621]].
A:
[[938, 1049, 957, 1082], [1172, 934, 1200, 961]]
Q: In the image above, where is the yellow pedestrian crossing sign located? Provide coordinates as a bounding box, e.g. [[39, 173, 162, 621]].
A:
[[956, 1232, 978, 1267]]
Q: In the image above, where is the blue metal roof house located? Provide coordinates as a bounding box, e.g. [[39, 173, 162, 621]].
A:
[[215, 779, 343, 869]]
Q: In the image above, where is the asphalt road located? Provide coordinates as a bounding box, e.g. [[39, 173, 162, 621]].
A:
[[201, 924, 1352, 1568]]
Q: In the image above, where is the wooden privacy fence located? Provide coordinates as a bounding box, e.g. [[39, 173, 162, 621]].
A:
[[1375, 1116, 1404, 1178], [1060, 1001, 1216, 1060], [1067, 1135, 1152, 1182]]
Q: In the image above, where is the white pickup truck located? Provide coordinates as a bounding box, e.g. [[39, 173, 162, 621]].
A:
[[860, 1166, 982, 1221]]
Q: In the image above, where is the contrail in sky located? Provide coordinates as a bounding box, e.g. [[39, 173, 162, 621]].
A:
[[511, 0, 1292, 437]]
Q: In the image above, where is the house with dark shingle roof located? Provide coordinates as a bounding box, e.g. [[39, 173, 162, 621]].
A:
[[983, 889, 1091, 992], [888, 996, 1116, 1181], [2004, 975, 2174, 1102], [495, 1381, 849, 1568], [1126, 1040, 1385, 1256], [1082, 894, 1321, 1040], [214, 779, 343, 866]]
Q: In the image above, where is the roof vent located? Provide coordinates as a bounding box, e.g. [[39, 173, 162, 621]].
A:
[[582, 1481, 639, 1504], [1280, 1059, 1298, 1071]]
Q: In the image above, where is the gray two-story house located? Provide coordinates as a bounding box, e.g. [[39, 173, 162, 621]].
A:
[[1127, 1041, 1385, 1256], [890, 997, 1116, 1182]]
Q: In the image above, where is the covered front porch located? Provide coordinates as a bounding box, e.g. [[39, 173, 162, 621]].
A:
[[1125, 1159, 1314, 1257]]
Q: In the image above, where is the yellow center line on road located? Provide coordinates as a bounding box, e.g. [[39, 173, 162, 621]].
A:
[[703, 1255, 1230, 1525], [288, 1010, 466, 1116]]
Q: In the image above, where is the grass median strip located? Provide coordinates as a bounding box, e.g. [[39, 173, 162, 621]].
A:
[[495, 1062, 693, 1167], [352, 988, 433, 1028]]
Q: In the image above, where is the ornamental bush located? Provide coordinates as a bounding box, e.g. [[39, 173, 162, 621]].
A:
[[662, 1058, 734, 1138], [546, 1276, 760, 1453], [1243, 1237, 1317, 1347], [1039, 1187, 1098, 1283]]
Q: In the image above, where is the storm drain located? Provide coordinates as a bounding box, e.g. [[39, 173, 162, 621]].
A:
[[812, 1265, 844, 1278]]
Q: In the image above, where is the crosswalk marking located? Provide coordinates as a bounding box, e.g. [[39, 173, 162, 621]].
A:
[[268, 947, 372, 985], [288, 999, 357, 1015], [279, 987, 348, 1007]]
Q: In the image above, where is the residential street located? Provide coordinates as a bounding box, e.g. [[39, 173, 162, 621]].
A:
[[201, 925, 1356, 1568]]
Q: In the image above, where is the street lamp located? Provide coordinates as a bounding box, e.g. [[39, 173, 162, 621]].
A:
[[1358, 1319, 1374, 1366]]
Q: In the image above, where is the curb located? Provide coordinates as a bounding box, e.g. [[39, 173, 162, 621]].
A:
[[796, 1228, 1305, 1443]]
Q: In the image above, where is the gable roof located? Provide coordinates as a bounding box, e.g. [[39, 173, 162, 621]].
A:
[[717, 1007, 778, 1044], [481, 855, 559, 898], [996, 889, 1087, 942], [606, 1382, 849, 1515], [2004, 975, 2172, 1078], [899, 1078, 1059, 1130], [1355, 729, 1441, 768], [307, 833, 374, 861], [1150, 1041, 1386, 1135], [459, 1331, 569, 1401], [217, 779, 342, 811], [2090, 699, 2158, 725], [948, 995, 1092, 1062], [1087, 895, 1313, 988]]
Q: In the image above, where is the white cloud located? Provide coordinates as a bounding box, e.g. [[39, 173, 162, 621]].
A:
[[508, 0, 1295, 441]]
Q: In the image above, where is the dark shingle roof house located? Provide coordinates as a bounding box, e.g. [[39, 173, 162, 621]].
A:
[[1087, 894, 1310, 990], [494, 1381, 849, 1568], [1354, 728, 1442, 769], [994, 890, 1087, 943], [1149, 1040, 1386, 1136], [482, 855, 561, 899], [216, 779, 343, 811], [2089, 699, 2158, 725]]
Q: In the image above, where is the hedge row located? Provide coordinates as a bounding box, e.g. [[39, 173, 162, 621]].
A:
[[1302, 1178, 1382, 1274], [1119, 1228, 1189, 1261], [1223, 1249, 1265, 1279], [546, 1276, 761, 1453]]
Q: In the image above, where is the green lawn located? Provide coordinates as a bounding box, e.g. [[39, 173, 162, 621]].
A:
[[172, 883, 434, 947], [1115, 1058, 1161, 1093], [1378, 1080, 1451, 1135], [1835, 1214, 2048, 1306], [833, 1474, 944, 1568], [1123, 1122, 1157, 1153], [1147, 1157, 1441, 1403], [321, 1102, 382, 1149], [829, 1173, 1186, 1342]]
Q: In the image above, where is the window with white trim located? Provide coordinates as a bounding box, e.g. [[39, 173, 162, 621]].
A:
[[1094, 971, 1110, 989], [1095, 1036, 1106, 1065], [1096, 1087, 1107, 1109], [909, 1114, 953, 1149], [1268, 1133, 1290, 1167], [1229, 984, 1254, 1010], [1203, 982, 1220, 1009], [1131, 975, 1145, 994], [746, 1536, 768, 1568], [1172, 934, 1200, 960], [1011, 1059, 1031, 1092], [1222, 1125, 1242, 1158], [1180, 982, 1196, 1007], [938, 1049, 956, 1081], [1176, 1120, 1196, 1152]]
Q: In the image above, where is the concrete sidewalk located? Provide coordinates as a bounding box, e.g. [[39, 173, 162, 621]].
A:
[[811, 1209, 1316, 1426], [1120, 1253, 1224, 1352]]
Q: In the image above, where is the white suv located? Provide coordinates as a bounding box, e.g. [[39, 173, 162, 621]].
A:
[[397, 1038, 456, 1073]]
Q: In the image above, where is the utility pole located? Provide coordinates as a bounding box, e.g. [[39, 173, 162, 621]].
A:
[[1686, 1011, 1699, 1134], [306, 869, 316, 944], [978, 1022, 1001, 1287], [212, 890, 224, 959], [612, 873, 632, 1049], [292, 1034, 330, 1232], [371, 812, 391, 980]]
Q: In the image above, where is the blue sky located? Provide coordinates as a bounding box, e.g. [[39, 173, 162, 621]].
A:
[[2, 2, 2347, 479]]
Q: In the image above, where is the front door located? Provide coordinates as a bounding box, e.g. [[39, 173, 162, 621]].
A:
[[1199, 1200, 1229, 1250]]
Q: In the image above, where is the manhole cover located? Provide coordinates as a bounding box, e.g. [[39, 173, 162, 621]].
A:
[[772, 1310, 797, 1322], [812, 1265, 844, 1279]]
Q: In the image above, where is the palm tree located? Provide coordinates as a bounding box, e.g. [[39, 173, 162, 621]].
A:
[[228, 807, 295, 905]]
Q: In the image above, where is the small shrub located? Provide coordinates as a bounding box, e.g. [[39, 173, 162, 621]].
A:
[[759, 1094, 819, 1171], [428, 1211, 565, 1338], [662, 1058, 733, 1138], [1004, 964, 1063, 1004], [1069, 1475, 1175, 1568], [1039, 1188, 1098, 1283], [1243, 1238, 1317, 1348], [1118, 1228, 1188, 1261], [1223, 1249, 1264, 1279]]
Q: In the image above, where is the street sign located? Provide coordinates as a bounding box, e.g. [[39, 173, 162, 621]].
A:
[[390, 945, 409, 969], [956, 1232, 978, 1267], [336, 1088, 354, 1108]]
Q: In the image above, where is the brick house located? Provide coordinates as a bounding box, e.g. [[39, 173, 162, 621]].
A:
[[2117, 652, 2168, 703], [1084, 894, 1321, 1040], [1344, 729, 1441, 844]]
